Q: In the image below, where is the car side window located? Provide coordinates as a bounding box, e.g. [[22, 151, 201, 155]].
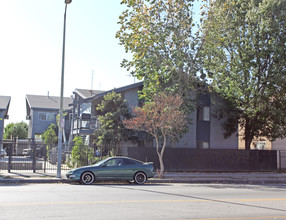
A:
[[117, 159, 123, 166], [105, 159, 123, 167], [105, 159, 116, 167], [123, 158, 136, 166]]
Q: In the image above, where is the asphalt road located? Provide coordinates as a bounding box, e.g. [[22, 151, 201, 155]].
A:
[[0, 183, 285, 220]]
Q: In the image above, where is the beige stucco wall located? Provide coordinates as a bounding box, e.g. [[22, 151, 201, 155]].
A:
[[238, 123, 272, 150]]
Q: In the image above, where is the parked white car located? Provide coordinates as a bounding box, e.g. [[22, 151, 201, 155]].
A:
[[0, 148, 7, 158]]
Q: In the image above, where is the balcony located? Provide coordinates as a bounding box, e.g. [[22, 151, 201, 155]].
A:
[[73, 113, 98, 135]]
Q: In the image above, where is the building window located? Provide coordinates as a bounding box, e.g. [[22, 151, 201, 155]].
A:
[[197, 106, 210, 121], [197, 141, 210, 149], [254, 141, 266, 150], [39, 112, 56, 121], [34, 134, 42, 141]]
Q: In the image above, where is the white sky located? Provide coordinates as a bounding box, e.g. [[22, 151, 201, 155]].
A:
[[0, 0, 135, 124], [0, 0, 202, 124]]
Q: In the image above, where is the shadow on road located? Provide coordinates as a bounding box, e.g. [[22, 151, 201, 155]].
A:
[[103, 184, 286, 213]]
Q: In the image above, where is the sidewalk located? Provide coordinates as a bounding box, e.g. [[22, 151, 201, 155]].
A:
[[0, 171, 285, 184]]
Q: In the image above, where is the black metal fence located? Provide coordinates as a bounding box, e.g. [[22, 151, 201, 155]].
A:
[[0, 141, 71, 173]]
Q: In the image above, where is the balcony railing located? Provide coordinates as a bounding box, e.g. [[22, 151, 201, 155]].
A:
[[72, 114, 99, 135]]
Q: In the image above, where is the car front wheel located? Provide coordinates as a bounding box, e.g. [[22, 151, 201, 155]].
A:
[[134, 172, 147, 184], [81, 172, 95, 185]]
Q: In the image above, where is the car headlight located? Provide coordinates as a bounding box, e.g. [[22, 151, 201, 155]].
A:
[[67, 169, 76, 175], [67, 170, 78, 178]]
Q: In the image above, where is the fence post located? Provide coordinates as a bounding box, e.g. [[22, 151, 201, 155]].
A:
[[7, 144, 12, 173], [277, 150, 281, 171], [44, 146, 47, 173], [32, 139, 36, 173]]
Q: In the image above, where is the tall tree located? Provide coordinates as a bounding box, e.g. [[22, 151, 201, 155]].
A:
[[4, 122, 28, 140], [200, 0, 286, 149], [94, 91, 134, 154], [123, 93, 186, 177], [116, 0, 200, 113]]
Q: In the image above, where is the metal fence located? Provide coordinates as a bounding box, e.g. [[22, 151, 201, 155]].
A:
[[0, 141, 71, 173], [0, 141, 125, 173], [0, 141, 281, 172]]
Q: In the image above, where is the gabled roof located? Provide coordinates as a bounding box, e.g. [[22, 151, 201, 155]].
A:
[[26, 94, 72, 111], [86, 81, 143, 102], [0, 96, 11, 111], [74, 89, 105, 99]]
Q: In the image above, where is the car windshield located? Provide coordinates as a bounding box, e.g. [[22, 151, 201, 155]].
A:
[[93, 158, 110, 166]]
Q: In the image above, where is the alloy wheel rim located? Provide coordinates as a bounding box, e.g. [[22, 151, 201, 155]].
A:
[[82, 173, 94, 184], [136, 173, 146, 184]]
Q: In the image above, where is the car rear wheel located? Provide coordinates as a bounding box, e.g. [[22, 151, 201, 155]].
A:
[[134, 172, 147, 184], [81, 172, 95, 185]]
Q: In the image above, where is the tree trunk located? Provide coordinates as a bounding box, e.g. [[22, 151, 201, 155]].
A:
[[245, 137, 252, 150], [157, 152, 164, 178], [244, 118, 252, 150], [155, 133, 167, 178]]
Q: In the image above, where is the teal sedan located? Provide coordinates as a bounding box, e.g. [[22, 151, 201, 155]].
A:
[[66, 157, 155, 185]]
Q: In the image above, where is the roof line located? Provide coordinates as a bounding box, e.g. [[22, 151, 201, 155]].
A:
[[0, 96, 11, 112], [85, 81, 143, 102]]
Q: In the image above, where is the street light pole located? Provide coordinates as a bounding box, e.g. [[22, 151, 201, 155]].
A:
[[57, 0, 72, 178]]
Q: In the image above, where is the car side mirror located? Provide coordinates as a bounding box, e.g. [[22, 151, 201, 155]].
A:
[[101, 164, 107, 167]]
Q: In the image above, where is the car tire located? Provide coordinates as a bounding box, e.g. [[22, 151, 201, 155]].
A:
[[134, 172, 147, 185], [81, 172, 95, 185]]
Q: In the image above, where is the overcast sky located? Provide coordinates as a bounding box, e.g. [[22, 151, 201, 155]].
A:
[[0, 0, 202, 124]]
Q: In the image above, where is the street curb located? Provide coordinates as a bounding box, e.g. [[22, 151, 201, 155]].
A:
[[149, 179, 286, 184], [0, 178, 68, 184], [0, 178, 285, 184]]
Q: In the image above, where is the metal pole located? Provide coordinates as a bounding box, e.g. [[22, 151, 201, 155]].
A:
[[57, 3, 68, 178]]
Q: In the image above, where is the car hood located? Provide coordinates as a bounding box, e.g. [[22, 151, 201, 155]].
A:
[[69, 165, 97, 173]]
